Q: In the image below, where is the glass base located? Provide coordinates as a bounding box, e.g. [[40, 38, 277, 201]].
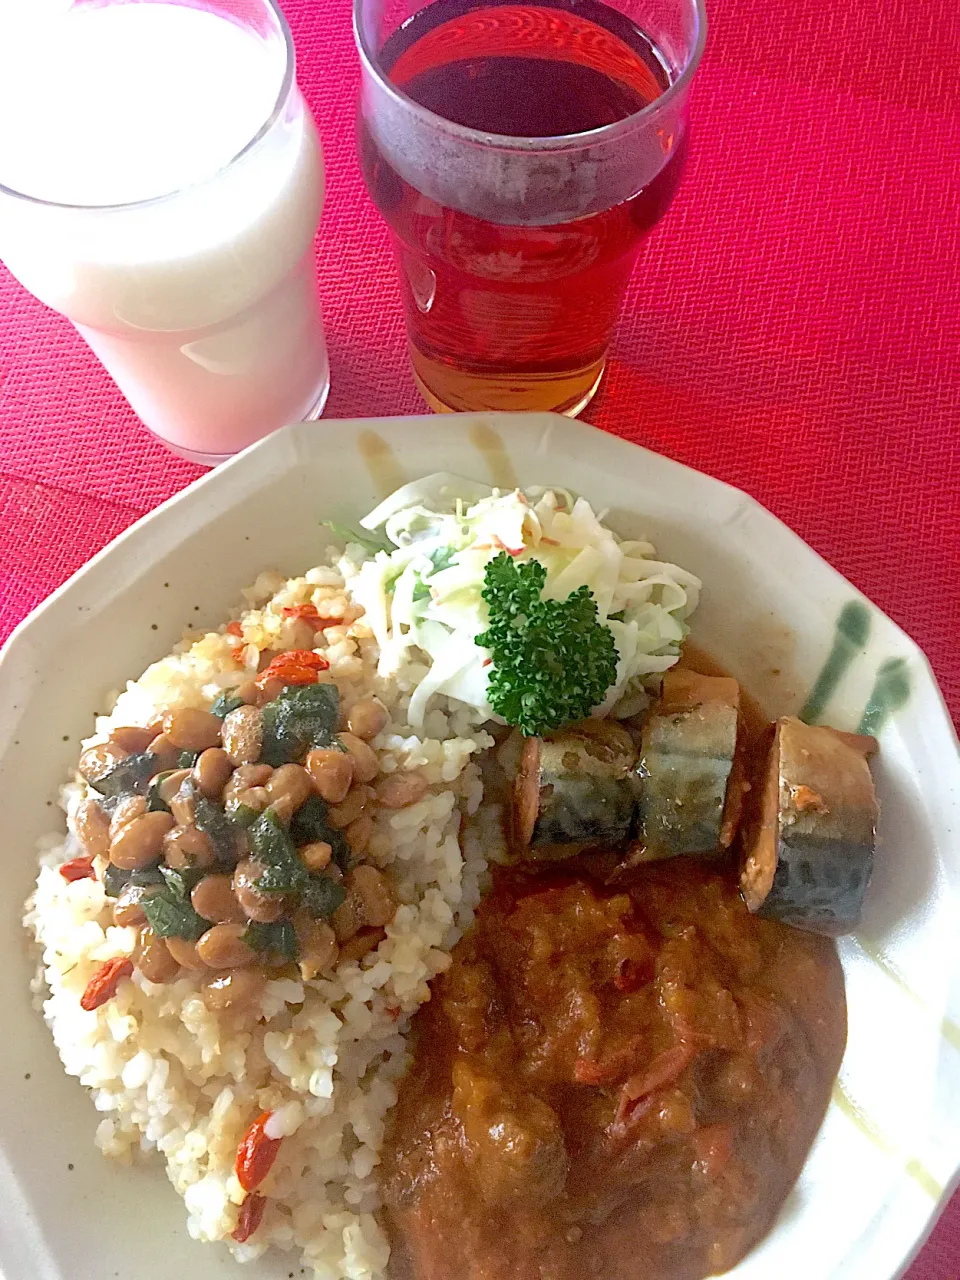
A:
[[411, 347, 606, 417], [157, 375, 331, 467]]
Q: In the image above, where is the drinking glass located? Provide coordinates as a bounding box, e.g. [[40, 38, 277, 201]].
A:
[[0, 0, 329, 464], [355, 0, 707, 415]]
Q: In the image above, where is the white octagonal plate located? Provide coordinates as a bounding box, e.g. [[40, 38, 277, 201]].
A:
[[1, 413, 958, 1280]]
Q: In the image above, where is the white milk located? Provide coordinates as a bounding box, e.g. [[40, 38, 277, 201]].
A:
[[0, 2, 328, 461]]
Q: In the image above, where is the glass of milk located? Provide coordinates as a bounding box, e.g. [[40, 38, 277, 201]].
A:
[[0, 0, 329, 464]]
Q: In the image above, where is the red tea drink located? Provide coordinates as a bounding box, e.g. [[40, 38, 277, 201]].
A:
[[360, 0, 689, 413]]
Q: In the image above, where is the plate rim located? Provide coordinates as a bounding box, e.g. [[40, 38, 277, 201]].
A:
[[2, 411, 958, 1280]]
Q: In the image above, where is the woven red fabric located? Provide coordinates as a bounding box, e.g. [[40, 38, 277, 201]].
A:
[[0, 0, 958, 1269]]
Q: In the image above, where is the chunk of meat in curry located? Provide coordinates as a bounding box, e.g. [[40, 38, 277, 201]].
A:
[[381, 860, 846, 1280]]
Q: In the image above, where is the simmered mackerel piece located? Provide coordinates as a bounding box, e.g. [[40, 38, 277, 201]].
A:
[[740, 716, 878, 936], [513, 720, 639, 857], [636, 670, 745, 862]]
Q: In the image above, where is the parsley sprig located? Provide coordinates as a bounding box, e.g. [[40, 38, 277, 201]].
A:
[[475, 554, 618, 737]]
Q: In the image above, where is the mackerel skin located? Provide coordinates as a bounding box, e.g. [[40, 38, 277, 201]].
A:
[[741, 716, 878, 936], [637, 670, 744, 862]]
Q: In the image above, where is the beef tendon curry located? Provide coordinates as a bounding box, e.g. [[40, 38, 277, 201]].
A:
[[382, 861, 846, 1280]]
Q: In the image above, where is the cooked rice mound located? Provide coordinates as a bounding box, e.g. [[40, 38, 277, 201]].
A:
[[24, 551, 495, 1278]]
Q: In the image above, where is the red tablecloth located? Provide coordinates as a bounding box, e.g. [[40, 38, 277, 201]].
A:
[[1, 0, 958, 1271]]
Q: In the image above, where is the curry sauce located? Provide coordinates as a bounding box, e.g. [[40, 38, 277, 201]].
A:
[[381, 860, 846, 1280]]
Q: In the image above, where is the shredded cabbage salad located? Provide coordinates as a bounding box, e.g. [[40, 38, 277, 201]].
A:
[[341, 473, 702, 728]]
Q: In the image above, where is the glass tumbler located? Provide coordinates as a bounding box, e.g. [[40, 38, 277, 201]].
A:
[[355, 0, 707, 415], [0, 0, 329, 464]]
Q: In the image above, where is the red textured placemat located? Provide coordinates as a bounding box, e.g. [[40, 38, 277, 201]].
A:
[[1, 0, 958, 1272]]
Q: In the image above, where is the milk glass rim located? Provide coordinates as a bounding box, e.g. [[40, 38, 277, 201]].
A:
[[0, 0, 297, 212], [354, 0, 708, 153]]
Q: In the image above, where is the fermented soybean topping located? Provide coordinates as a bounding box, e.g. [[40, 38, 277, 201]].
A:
[[740, 717, 878, 936], [636, 670, 746, 862], [81, 678, 352, 966]]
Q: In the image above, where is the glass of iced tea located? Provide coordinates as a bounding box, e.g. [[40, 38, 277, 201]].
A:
[[355, 0, 706, 414]]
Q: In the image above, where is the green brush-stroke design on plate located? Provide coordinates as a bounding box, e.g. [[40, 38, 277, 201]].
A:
[[800, 601, 871, 724], [858, 657, 911, 735]]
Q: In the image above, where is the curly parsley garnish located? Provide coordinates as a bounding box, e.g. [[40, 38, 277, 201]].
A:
[[475, 553, 618, 737]]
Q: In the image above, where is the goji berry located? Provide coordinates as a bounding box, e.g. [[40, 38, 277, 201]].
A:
[[258, 665, 316, 688], [281, 604, 320, 625], [282, 605, 340, 629], [235, 1112, 282, 1191], [255, 649, 329, 689], [272, 648, 329, 671], [80, 957, 133, 1011], [232, 1192, 265, 1243], [59, 855, 96, 882]]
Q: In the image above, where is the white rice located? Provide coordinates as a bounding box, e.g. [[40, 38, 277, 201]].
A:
[[23, 550, 498, 1278]]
